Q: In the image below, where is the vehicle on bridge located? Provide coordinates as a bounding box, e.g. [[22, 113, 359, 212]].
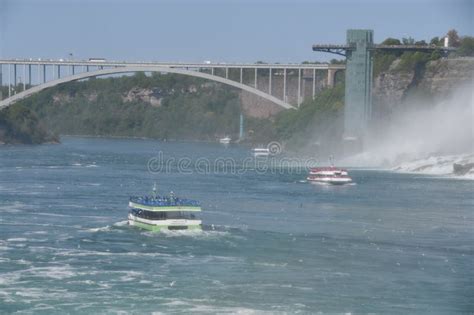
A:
[[89, 57, 106, 62]]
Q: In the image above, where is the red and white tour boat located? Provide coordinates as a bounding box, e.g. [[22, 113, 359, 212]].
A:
[[307, 166, 353, 185]]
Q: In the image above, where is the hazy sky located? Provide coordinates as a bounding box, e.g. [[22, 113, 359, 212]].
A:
[[1, 0, 472, 63]]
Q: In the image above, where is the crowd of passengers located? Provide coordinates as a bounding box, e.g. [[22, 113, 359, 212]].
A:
[[130, 195, 200, 206]]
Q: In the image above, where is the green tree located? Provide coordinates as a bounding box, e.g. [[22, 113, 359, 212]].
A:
[[381, 38, 401, 45], [402, 37, 415, 45], [447, 29, 461, 47], [430, 36, 442, 46], [430, 49, 442, 60], [457, 36, 474, 56]]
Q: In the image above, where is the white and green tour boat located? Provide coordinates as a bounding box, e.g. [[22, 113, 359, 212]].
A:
[[128, 186, 202, 232]]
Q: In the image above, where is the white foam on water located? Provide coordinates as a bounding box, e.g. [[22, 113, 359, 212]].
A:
[[66, 279, 96, 285], [392, 153, 474, 179], [84, 182, 102, 186], [0, 264, 77, 288], [117, 270, 143, 282], [29, 303, 56, 311], [85, 220, 128, 232], [139, 280, 153, 284], [26, 265, 77, 280], [11, 287, 78, 302], [52, 247, 173, 258], [0, 240, 11, 251], [113, 220, 129, 227], [157, 299, 287, 314], [86, 225, 111, 232], [0, 201, 30, 213], [159, 229, 231, 239], [15, 259, 32, 265], [7, 238, 28, 242], [28, 231, 48, 235], [0, 271, 20, 286], [253, 262, 289, 268]]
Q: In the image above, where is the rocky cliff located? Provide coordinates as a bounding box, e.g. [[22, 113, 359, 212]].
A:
[[373, 57, 474, 117]]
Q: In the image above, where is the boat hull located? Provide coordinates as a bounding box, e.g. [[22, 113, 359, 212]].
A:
[[307, 177, 352, 185], [128, 213, 202, 232]]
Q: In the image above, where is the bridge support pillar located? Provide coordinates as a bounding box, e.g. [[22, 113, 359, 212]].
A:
[[13, 64, 17, 88], [269, 68, 272, 95], [254, 68, 257, 89], [312, 69, 316, 99], [23, 64, 26, 91], [283, 68, 287, 102], [28, 65, 32, 86], [297, 68, 301, 106], [239, 113, 244, 140], [327, 68, 337, 88], [8, 64, 11, 97]]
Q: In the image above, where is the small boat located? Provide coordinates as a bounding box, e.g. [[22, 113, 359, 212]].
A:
[[128, 185, 202, 232], [307, 167, 352, 185], [252, 147, 270, 157], [219, 136, 231, 144]]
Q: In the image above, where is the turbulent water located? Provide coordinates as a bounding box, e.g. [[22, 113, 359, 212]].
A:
[[0, 137, 473, 314]]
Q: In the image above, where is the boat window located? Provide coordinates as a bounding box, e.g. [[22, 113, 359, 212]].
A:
[[131, 209, 197, 220]]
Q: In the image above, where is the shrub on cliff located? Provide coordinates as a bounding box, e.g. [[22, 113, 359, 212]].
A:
[[0, 104, 58, 144], [457, 37, 474, 57]]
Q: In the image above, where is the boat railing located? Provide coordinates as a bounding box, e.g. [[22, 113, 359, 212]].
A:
[[129, 196, 200, 207]]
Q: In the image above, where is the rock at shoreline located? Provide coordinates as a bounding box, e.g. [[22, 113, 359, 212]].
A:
[[453, 162, 474, 175]]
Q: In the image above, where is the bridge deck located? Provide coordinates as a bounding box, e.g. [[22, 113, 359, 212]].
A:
[[0, 59, 345, 70]]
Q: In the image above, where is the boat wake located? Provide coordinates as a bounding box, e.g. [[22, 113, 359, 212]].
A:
[[145, 229, 230, 239], [85, 220, 128, 233], [140, 224, 235, 239]]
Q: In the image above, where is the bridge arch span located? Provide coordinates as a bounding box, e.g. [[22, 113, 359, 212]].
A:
[[0, 66, 296, 110]]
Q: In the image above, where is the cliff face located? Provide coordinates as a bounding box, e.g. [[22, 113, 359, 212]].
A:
[[419, 58, 474, 94], [373, 57, 474, 117]]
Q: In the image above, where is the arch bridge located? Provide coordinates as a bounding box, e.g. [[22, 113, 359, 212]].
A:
[[0, 59, 345, 110]]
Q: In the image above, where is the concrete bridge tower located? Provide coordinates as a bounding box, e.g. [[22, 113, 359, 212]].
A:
[[313, 29, 454, 153], [343, 29, 374, 148], [313, 29, 375, 152]]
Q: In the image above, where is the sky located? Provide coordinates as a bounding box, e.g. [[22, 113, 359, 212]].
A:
[[0, 0, 473, 63]]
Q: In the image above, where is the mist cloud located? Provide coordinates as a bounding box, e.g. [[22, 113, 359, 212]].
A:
[[347, 82, 474, 167]]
